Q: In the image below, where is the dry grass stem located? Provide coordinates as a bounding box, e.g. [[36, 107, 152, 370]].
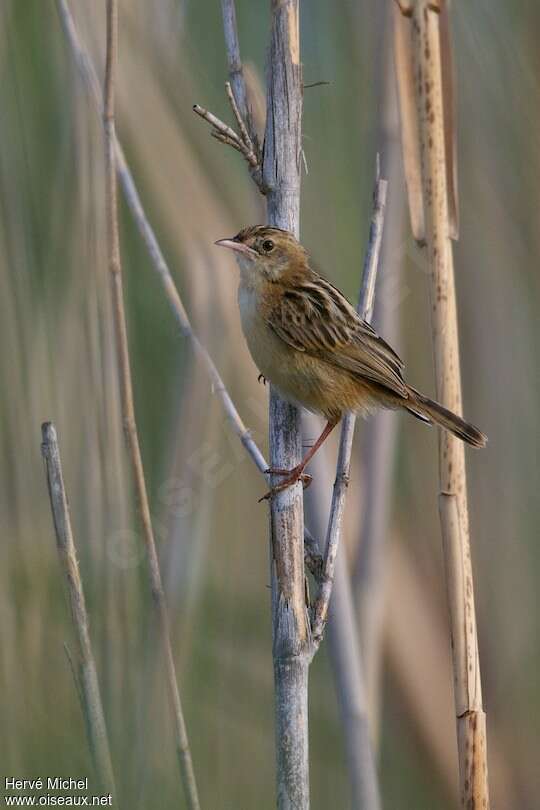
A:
[[398, 3, 490, 806], [192, 103, 252, 162], [305, 164, 387, 810], [220, 0, 257, 143], [353, 43, 405, 746], [327, 554, 381, 810], [439, 494, 489, 805], [102, 3, 200, 807], [192, 97, 264, 189], [225, 81, 257, 160], [393, 5, 425, 242], [194, 0, 264, 189], [41, 423, 116, 797], [311, 167, 388, 646], [306, 415, 382, 806]]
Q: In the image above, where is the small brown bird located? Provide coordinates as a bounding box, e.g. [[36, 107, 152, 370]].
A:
[[216, 226, 486, 497]]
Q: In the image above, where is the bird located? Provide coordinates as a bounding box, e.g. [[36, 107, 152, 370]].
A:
[[215, 225, 486, 499]]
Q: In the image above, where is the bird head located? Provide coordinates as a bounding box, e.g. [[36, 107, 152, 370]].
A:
[[215, 225, 308, 282]]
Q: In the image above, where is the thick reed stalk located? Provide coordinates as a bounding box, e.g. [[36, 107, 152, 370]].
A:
[[41, 422, 116, 797], [200, 7, 385, 803], [398, 3, 490, 806], [102, 3, 200, 808], [263, 4, 310, 807]]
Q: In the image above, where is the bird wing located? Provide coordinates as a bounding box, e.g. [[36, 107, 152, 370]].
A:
[[267, 274, 408, 398]]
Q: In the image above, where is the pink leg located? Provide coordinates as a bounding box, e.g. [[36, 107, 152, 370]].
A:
[[260, 420, 338, 501]]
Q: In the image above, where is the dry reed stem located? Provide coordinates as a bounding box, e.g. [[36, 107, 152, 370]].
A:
[[398, 2, 490, 806], [192, 98, 264, 189], [41, 422, 116, 797], [311, 166, 388, 647], [440, 494, 489, 808], [225, 81, 256, 159], [102, 3, 200, 807], [306, 423, 380, 809], [327, 555, 381, 810], [202, 0, 311, 802], [207, 0, 312, 803], [353, 39, 405, 746], [220, 0, 256, 145], [195, 1, 264, 192], [393, 5, 425, 242], [305, 164, 387, 810], [263, 3, 310, 807]]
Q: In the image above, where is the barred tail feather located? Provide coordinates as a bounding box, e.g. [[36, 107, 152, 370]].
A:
[[405, 386, 487, 448]]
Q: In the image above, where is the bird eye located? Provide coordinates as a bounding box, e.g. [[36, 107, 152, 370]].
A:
[[261, 239, 274, 253]]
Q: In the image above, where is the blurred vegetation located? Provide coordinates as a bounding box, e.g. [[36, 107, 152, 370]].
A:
[[0, 1, 538, 808]]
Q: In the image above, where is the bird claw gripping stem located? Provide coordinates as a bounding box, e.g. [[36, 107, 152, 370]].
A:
[[259, 467, 313, 501]]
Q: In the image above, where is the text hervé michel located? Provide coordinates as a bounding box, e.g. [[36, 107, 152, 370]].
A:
[[5, 779, 89, 792]]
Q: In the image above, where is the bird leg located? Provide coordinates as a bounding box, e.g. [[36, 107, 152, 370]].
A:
[[260, 419, 338, 501]]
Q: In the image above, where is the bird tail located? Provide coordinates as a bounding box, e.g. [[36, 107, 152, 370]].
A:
[[405, 386, 487, 448]]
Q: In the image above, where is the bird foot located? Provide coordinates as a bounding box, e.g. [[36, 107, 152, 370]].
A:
[[259, 465, 313, 501]]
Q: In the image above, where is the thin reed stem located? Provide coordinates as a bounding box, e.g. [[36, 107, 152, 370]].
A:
[[102, 3, 200, 808], [305, 165, 387, 810], [41, 422, 116, 798], [311, 167, 388, 646], [353, 26, 405, 745], [220, 0, 255, 143]]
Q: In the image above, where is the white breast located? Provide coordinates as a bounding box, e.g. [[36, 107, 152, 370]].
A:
[[237, 281, 312, 410], [237, 284, 277, 377]]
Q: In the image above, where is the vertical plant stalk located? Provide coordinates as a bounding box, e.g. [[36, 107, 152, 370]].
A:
[[263, 4, 310, 808], [220, 0, 255, 144], [102, 3, 200, 808], [41, 422, 116, 797], [393, 3, 425, 243], [439, 494, 489, 807], [354, 27, 406, 745], [405, 3, 490, 807], [327, 556, 381, 810], [306, 165, 387, 810], [197, 8, 384, 803], [311, 170, 388, 645]]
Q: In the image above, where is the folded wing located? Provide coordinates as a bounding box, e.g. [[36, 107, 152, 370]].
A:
[[267, 272, 408, 399]]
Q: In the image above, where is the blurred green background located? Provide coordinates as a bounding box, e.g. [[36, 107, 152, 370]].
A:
[[0, 1, 538, 808]]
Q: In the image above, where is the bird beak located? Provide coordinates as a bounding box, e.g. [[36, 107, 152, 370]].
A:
[[214, 238, 258, 258]]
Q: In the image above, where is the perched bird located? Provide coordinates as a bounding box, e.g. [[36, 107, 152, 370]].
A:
[[215, 226, 486, 497]]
